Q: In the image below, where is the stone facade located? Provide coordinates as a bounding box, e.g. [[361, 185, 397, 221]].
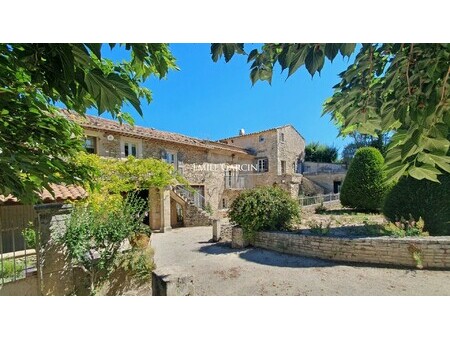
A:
[[81, 117, 307, 226], [247, 231, 450, 269], [220, 125, 305, 198]]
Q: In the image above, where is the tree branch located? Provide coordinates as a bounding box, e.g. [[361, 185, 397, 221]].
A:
[[440, 65, 450, 104]]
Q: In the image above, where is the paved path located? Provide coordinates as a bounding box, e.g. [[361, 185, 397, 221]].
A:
[[152, 227, 450, 296]]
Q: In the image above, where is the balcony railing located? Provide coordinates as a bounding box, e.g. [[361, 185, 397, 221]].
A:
[[224, 175, 247, 189]]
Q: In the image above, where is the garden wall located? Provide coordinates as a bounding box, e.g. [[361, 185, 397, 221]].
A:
[[233, 228, 450, 269]]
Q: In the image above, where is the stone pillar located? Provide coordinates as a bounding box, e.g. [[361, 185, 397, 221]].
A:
[[231, 226, 249, 249], [212, 219, 221, 242], [34, 203, 75, 296], [149, 187, 162, 231], [160, 189, 172, 233]]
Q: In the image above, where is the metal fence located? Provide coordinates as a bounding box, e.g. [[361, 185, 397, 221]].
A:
[[299, 193, 340, 207], [0, 205, 39, 287]]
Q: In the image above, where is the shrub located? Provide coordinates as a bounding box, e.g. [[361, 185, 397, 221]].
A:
[[229, 187, 300, 239], [0, 259, 25, 279], [119, 247, 155, 281], [22, 226, 36, 249], [306, 220, 331, 236], [340, 147, 388, 211], [383, 174, 450, 235], [60, 192, 150, 294], [314, 202, 327, 214]]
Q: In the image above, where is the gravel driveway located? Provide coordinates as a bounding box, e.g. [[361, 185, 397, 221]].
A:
[[151, 227, 450, 296]]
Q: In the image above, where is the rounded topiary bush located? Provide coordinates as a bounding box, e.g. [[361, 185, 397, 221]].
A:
[[340, 147, 388, 211], [229, 186, 300, 238], [383, 174, 450, 235]]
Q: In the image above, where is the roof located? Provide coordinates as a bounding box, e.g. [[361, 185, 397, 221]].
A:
[[218, 124, 305, 142], [62, 110, 252, 156], [0, 184, 87, 205]]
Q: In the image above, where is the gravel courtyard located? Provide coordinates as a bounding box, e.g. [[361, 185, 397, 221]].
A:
[[152, 227, 450, 296]]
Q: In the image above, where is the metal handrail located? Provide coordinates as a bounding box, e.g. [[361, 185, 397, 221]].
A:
[[173, 185, 206, 209]]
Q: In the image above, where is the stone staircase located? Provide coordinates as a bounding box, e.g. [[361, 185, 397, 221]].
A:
[[170, 187, 217, 227]]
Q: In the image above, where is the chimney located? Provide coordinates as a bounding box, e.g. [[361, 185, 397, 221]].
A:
[[239, 128, 245, 136]]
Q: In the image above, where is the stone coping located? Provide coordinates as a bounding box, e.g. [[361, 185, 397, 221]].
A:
[[231, 227, 450, 269]]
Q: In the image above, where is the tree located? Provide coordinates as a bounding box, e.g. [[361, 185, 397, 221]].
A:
[[342, 132, 389, 165], [211, 43, 450, 183], [340, 147, 388, 211], [305, 142, 338, 163], [0, 43, 177, 202], [60, 154, 187, 294]]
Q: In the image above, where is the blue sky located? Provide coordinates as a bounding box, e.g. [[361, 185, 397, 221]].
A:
[[94, 43, 354, 155]]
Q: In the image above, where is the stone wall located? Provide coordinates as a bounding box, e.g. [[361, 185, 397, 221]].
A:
[[35, 203, 76, 295], [303, 173, 346, 194], [232, 229, 450, 269], [184, 201, 216, 227], [0, 275, 39, 296]]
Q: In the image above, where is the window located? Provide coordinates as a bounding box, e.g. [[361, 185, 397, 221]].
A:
[[84, 136, 97, 154], [280, 132, 285, 142], [163, 151, 178, 168], [257, 158, 269, 172], [222, 198, 227, 209], [124, 142, 137, 157], [281, 160, 286, 174], [259, 136, 265, 142]]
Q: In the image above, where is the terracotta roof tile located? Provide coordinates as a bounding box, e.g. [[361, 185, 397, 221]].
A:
[[218, 124, 305, 141], [61, 109, 252, 155], [0, 184, 87, 205]]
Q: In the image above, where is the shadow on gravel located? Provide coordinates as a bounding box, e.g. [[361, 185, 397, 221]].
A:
[[198, 242, 246, 255], [198, 242, 336, 268]]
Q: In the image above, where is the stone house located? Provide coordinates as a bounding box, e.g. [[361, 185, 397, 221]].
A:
[[66, 111, 306, 231]]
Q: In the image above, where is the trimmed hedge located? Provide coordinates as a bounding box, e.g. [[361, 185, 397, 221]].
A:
[[229, 186, 300, 238], [340, 147, 388, 211], [383, 174, 450, 235]]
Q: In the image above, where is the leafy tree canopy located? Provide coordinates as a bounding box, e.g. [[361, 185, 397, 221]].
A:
[[305, 142, 338, 163], [342, 132, 390, 165], [0, 43, 177, 202], [211, 43, 450, 183]]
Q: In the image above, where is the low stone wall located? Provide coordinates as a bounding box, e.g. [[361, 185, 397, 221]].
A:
[[233, 229, 450, 269], [152, 267, 194, 296]]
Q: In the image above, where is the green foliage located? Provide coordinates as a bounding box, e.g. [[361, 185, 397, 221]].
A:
[[60, 192, 150, 294], [314, 202, 327, 214], [75, 153, 186, 194], [306, 220, 331, 236], [229, 187, 300, 239], [342, 132, 389, 165], [340, 147, 388, 211], [0, 43, 177, 201], [383, 173, 450, 235], [0, 259, 25, 279], [21, 226, 36, 249], [364, 218, 428, 238], [119, 247, 155, 281], [211, 43, 450, 182], [305, 142, 338, 163], [204, 203, 213, 215]]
